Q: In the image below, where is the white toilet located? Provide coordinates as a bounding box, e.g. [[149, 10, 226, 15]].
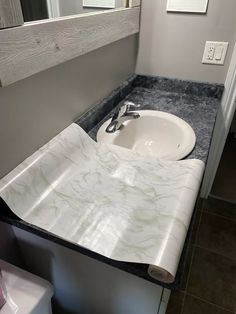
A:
[[0, 259, 53, 314]]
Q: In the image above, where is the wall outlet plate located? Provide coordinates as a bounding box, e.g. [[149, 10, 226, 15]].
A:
[[202, 41, 229, 65]]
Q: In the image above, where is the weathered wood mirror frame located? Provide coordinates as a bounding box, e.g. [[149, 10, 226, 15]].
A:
[[0, 0, 140, 87]]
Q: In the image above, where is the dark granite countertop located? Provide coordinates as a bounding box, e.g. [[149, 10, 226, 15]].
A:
[[0, 75, 223, 291]]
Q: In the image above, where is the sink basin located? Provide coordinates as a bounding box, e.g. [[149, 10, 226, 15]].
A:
[[97, 110, 196, 160]]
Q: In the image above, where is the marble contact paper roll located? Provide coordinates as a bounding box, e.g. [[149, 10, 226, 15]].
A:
[[0, 123, 204, 283], [147, 265, 174, 283]]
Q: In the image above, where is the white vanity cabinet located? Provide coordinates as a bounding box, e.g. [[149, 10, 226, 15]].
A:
[[13, 226, 170, 314]]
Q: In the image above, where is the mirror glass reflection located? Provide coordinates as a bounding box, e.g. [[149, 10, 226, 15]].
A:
[[20, 0, 127, 22]]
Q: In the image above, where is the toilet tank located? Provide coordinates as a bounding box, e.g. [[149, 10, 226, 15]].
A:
[[0, 259, 53, 314]]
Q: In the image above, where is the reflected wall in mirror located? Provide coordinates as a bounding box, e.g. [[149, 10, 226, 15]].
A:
[[20, 0, 127, 22]]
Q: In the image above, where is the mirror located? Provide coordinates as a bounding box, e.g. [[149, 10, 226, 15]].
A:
[[0, 0, 139, 86], [20, 0, 127, 22]]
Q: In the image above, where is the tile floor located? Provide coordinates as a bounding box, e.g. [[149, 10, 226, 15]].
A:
[[166, 198, 236, 314]]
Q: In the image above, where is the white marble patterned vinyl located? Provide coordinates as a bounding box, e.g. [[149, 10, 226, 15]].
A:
[[0, 124, 204, 283]]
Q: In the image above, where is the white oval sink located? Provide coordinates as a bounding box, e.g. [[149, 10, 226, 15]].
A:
[[97, 110, 196, 161]]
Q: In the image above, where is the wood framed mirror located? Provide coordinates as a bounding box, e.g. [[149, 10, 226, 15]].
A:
[[0, 0, 140, 86]]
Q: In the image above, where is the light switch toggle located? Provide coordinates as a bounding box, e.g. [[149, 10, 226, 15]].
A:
[[202, 41, 228, 65], [215, 47, 223, 60]]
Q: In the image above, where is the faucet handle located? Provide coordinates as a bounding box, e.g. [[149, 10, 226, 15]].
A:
[[123, 101, 141, 112]]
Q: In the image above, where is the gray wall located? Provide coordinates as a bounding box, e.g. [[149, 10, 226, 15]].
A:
[[0, 35, 138, 179], [136, 0, 236, 83]]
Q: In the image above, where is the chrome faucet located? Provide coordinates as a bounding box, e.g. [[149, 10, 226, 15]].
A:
[[106, 101, 140, 133]]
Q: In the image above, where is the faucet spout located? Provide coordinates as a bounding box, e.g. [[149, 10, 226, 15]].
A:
[[105, 120, 119, 133], [105, 102, 140, 133]]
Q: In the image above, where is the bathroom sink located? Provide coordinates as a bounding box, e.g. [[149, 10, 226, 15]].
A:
[[97, 110, 196, 160]]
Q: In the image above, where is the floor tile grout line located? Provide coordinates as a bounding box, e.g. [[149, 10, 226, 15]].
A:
[[209, 193, 236, 206], [184, 244, 195, 290], [179, 291, 186, 314], [180, 246, 196, 314], [185, 292, 235, 313], [193, 244, 236, 262], [180, 200, 205, 314], [201, 208, 236, 223]]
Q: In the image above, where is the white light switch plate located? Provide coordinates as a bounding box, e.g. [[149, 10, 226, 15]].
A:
[[202, 41, 228, 65]]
